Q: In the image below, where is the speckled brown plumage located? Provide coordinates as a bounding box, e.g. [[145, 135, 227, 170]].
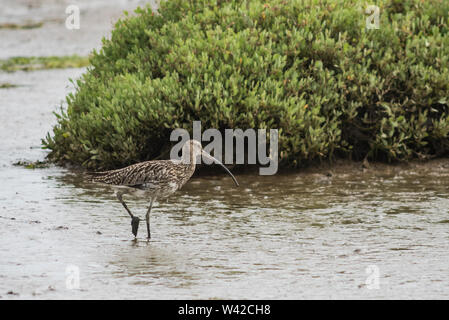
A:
[[87, 140, 238, 239], [89, 160, 195, 198]]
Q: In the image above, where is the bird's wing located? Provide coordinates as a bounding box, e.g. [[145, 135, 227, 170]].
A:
[[88, 160, 179, 186]]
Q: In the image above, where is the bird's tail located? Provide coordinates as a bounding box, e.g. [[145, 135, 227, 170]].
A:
[[85, 170, 112, 183], [85, 168, 125, 185]]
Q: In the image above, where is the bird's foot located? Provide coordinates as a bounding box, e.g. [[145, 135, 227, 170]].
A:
[[131, 216, 140, 237]]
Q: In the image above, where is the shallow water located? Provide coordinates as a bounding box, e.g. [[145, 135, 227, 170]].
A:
[[1, 69, 449, 300], [0, 0, 155, 59], [1, 0, 449, 300]]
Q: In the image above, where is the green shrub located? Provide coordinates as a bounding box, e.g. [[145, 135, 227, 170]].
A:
[[43, 0, 449, 170]]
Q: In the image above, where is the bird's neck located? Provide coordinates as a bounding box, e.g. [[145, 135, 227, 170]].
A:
[[178, 153, 197, 187], [181, 147, 197, 168]]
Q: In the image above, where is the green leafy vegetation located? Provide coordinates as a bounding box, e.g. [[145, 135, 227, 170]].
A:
[[0, 21, 44, 29], [43, 0, 449, 170], [0, 55, 89, 72], [13, 160, 50, 169], [0, 83, 19, 89]]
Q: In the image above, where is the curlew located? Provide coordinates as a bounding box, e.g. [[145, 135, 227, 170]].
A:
[[88, 140, 239, 239]]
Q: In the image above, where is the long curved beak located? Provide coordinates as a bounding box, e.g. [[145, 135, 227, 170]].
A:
[[201, 150, 239, 187]]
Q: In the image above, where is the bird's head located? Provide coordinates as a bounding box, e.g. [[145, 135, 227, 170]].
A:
[[181, 139, 239, 187]]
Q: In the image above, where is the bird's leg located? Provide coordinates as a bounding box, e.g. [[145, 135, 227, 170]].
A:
[[146, 197, 155, 240], [116, 191, 140, 237], [116, 192, 133, 217]]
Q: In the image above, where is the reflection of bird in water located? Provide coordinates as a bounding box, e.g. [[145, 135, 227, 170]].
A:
[[88, 140, 239, 239]]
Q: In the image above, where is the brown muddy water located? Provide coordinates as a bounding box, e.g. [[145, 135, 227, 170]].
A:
[[1, 0, 449, 300]]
